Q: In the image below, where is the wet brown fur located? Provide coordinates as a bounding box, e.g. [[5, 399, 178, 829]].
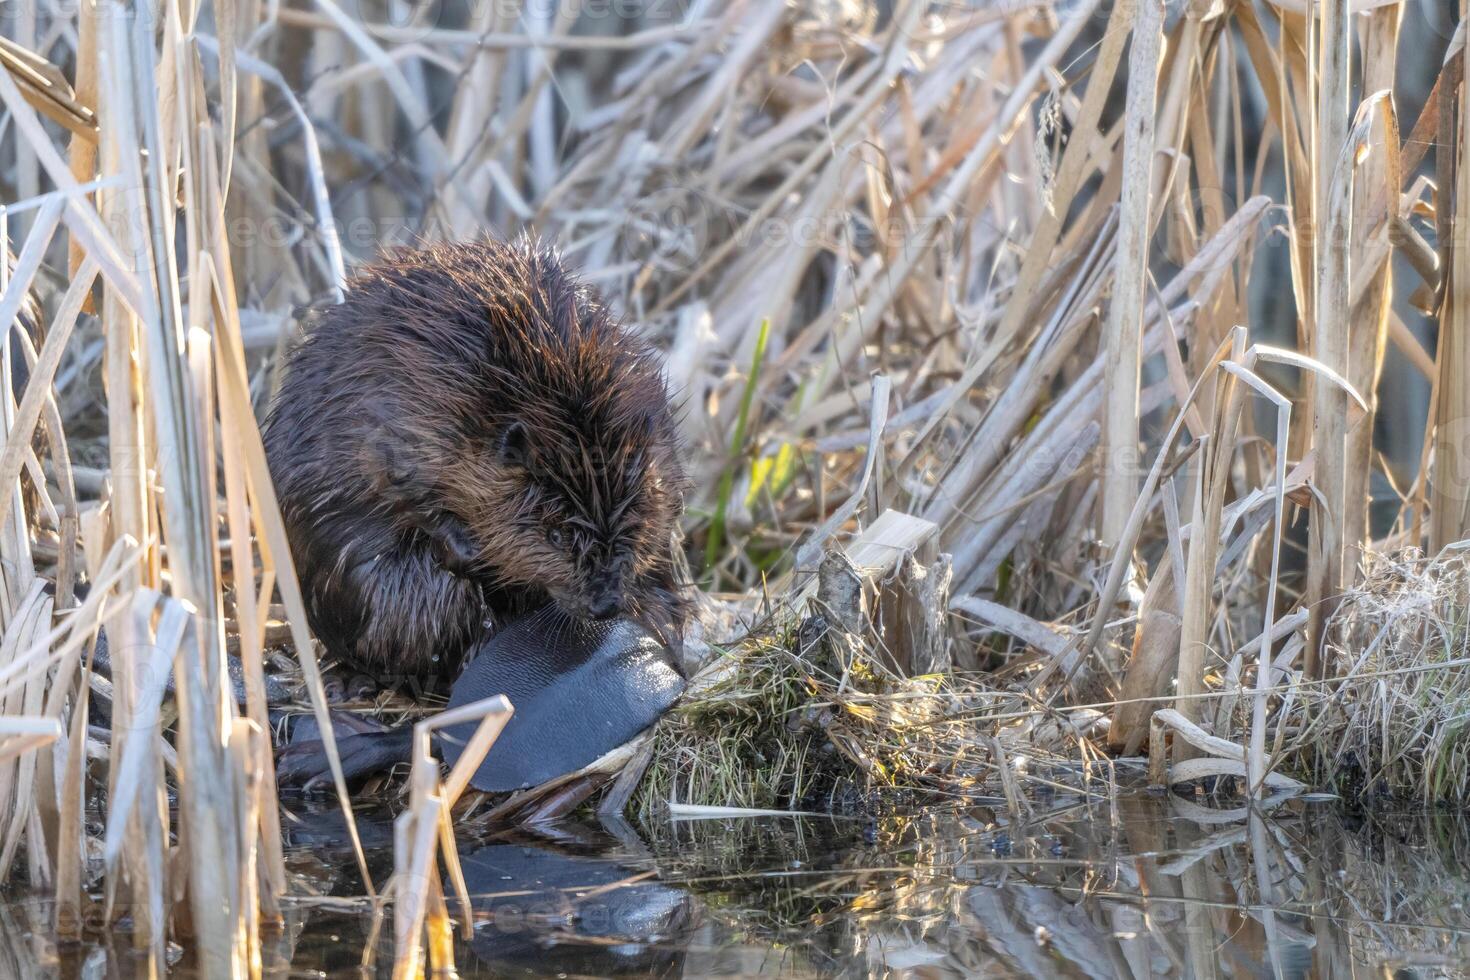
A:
[[264, 238, 687, 677]]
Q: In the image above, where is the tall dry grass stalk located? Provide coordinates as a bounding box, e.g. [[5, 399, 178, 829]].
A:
[[1, 0, 364, 970], [1305, 0, 1353, 673], [1100, 0, 1160, 561], [393, 695, 512, 979], [1432, 16, 1470, 552], [0, 0, 1467, 970]]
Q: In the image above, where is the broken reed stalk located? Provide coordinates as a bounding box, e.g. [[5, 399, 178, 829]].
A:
[[393, 695, 513, 980], [1345, 9, 1399, 570], [108, 8, 241, 963], [1306, 0, 1353, 676], [1175, 331, 1244, 755], [1100, 0, 1160, 559], [1431, 19, 1470, 551], [0, 0, 367, 965]]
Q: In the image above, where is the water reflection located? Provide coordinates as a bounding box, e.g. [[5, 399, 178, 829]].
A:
[[457, 836, 697, 975], [3, 794, 1469, 976]]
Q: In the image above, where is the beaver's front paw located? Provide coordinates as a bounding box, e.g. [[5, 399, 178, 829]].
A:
[[425, 514, 481, 576], [277, 728, 415, 792]]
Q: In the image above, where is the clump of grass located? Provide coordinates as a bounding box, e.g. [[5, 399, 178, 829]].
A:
[[633, 609, 1033, 822], [636, 629, 826, 819], [1278, 551, 1470, 802]]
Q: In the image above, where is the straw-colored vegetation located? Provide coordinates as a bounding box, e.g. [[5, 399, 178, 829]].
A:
[[1281, 548, 1470, 801], [1, 0, 1468, 972]]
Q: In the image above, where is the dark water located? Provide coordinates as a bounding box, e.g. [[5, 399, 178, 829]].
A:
[[5, 794, 1470, 977]]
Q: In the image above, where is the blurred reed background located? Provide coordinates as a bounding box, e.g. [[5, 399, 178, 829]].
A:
[[0, 0, 1466, 974]]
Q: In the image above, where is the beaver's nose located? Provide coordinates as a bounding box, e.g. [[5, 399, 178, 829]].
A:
[[587, 595, 620, 620]]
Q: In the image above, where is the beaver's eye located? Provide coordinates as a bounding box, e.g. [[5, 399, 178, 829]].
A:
[[546, 527, 565, 549]]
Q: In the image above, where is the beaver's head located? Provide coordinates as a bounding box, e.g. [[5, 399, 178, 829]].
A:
[[426, 265, 688, 633], [340, 238, 689, 635], [458, 395, 687, 631]]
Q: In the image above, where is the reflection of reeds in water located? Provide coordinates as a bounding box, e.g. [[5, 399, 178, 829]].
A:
[[648, 801, 1470, 977], [0, 797, 1465, 974]]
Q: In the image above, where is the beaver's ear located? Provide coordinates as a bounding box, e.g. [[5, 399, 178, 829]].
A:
[[497, 422, 529, 467]]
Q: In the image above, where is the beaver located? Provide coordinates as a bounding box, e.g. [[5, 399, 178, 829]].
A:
[[264, 238, 688, 693]]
